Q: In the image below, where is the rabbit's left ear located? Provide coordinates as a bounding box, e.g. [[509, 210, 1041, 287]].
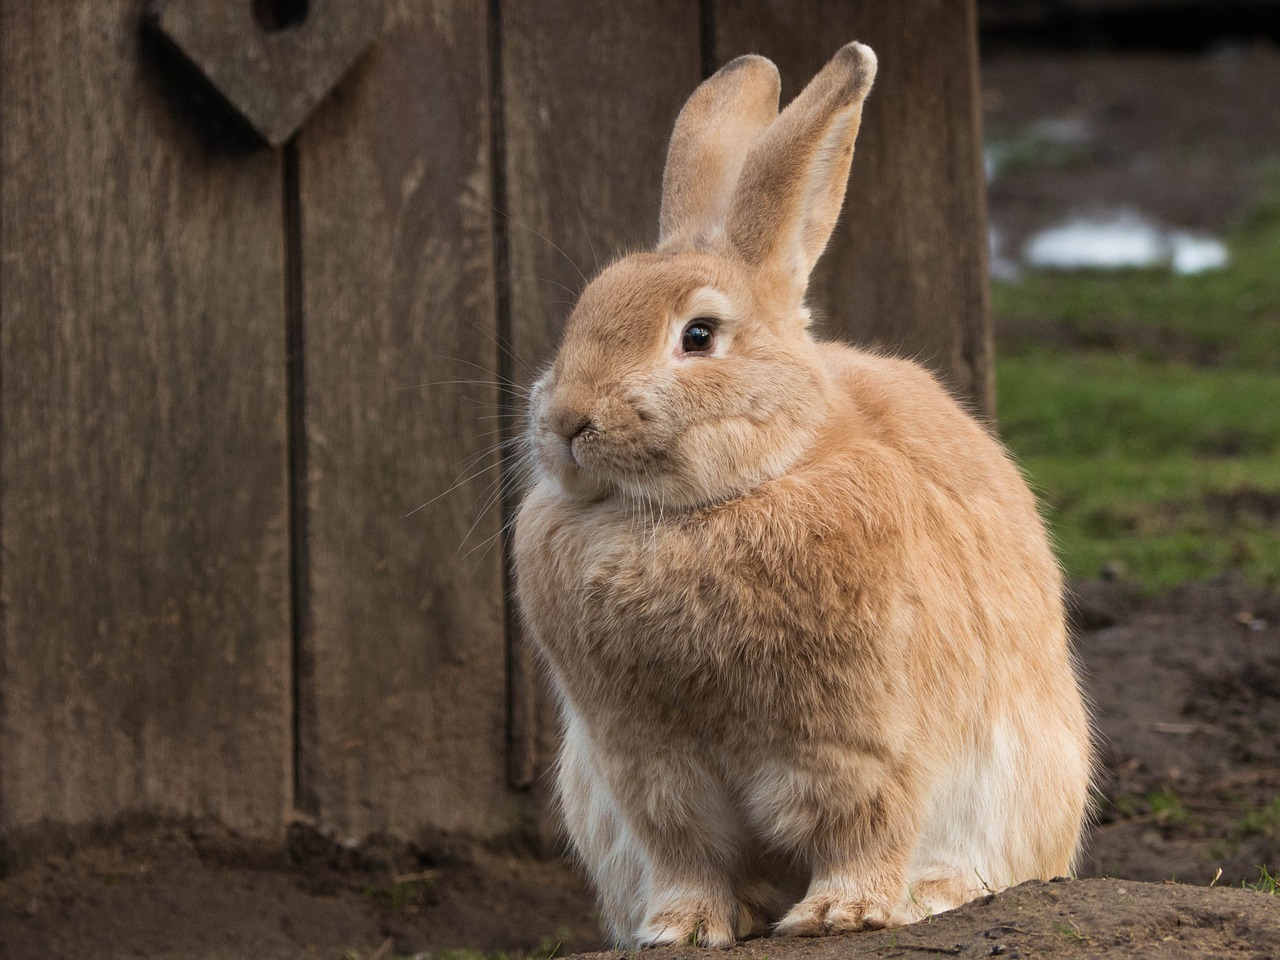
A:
[[658, 55, 781, 250], [726, 42, 877, 301]]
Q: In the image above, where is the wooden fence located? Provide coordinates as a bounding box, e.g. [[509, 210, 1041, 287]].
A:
[[0, 0, 990, 858]]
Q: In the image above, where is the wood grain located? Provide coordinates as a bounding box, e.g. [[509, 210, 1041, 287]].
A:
[[714, 0, 995, 416], [498, 0, 704, 792], [0, 2, 291, 839], [295, 0, 513, 837]]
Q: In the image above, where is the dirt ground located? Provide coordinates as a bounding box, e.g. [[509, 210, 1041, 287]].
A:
[[3, 44, 1279, 960], [0, 823, 603, 958], [1072, 578, 1280, 887]]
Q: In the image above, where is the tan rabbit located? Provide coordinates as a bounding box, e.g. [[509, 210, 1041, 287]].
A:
[[513, 42, 1091, 948]]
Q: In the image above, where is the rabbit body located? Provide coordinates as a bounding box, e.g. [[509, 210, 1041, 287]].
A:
[[513, 43, 1091, 947]]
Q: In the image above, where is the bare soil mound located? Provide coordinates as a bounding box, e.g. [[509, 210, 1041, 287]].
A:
[[583, 879, 1280, 960]]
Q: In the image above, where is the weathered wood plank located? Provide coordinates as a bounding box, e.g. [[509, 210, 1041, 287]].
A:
[[0, 3, 291, 841], [296, 0, 513, 837], [714, 0, 995, 415], [501, 0, 704, 375], [499, 0, 704, 792]]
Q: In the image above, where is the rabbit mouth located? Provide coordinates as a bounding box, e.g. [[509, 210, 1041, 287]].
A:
[[568, 428, 678, 484]]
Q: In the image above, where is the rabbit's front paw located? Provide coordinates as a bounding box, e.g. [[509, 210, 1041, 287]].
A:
[[773, 885, 904, 937], [637, 897, 737, 948]]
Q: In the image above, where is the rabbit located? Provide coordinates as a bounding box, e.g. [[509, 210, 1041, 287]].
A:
[[512, 41, 1092, 948]]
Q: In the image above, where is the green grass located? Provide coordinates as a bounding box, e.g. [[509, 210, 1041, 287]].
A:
[[999, 351, 1280, 590], [986, 130, 1094, 179], [1147, 787, 1192, 827], [1243, 865, 1278, 895], [1052, 919, 1088, 940], [994, 167, 1280, 591], [1111, 787, 1194, 827], [1236, 797, 1280, 838]]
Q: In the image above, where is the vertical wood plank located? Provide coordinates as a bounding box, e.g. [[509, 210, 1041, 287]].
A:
[[0, 3, 291, 840], [500, 0, 705, 373], [714, 0, 995, 415], [296, 0, 513, 837], [499, 0, 704, 792]]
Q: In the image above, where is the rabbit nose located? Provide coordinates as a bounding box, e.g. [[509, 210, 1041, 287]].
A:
[[548, 405, 594, 443]]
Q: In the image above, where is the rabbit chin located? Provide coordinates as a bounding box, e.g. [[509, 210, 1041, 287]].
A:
[[538, 459, 741, 511]]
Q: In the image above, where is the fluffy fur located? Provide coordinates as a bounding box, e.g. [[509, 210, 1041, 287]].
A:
[[512, 41, 1092, 948]]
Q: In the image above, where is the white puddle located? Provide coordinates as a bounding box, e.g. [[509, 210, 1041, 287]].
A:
[[1024, 213, 1165, 270], [1020, 211, 1229, 275], [1168, 232, 1230, 274], [985, 120, 1230, 278]]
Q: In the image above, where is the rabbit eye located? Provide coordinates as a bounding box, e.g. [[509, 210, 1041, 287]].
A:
[[681, 319, 716, 354]]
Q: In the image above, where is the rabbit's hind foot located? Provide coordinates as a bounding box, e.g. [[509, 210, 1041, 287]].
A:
[[733, 878, 791, 939], [905, 873, 986, 921]]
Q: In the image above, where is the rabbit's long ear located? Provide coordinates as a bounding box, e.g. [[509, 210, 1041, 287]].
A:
[[658, 55, 781, 250], [726, 42, 877, 300]]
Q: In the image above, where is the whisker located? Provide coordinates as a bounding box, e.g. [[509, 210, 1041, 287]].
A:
[[550, 154, 602, 276], [460, 454, 534, 550], [486, 200, 589, 285], [460, 319, 542, 381], [459, 399, 529, 417], [460, 462, 537, 569], [395, 378, 532, 398], [406, 455, 512, 518], [430, 351, 538, 392], [458, 467, 521, 552], [446, 436, 523, 478], [537, 275, 581, 299]]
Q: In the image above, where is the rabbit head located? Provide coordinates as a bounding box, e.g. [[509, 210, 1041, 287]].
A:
[[528, 44, 878, 509]]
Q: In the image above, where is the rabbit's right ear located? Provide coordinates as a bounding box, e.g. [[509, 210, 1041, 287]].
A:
[[658, 55, 781, 250]]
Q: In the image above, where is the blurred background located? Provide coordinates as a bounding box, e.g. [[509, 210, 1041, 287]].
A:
[[975, 0, 1280, 906], [1, 2, 1277, 958]]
